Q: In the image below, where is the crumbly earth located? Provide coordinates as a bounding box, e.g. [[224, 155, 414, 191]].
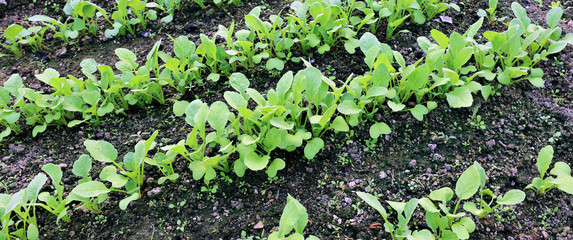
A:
[[1, 0, 573, 239]]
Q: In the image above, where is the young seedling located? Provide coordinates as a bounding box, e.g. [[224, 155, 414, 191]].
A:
[[268, 195, 320, 240], [526, 145, 573, 195]]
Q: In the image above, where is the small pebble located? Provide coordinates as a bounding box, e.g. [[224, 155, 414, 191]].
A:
[[409, 160, 417, 167]]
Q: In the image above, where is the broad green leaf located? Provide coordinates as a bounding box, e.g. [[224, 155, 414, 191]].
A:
[[119, 193, 139, 210], [266, 58, 285, 71], [452, 222, 469, 239], [329, 116, 349, 132], [229, 73, 250, 94], [546, 7, 563, 29], [4, 74, 24, 95], [0, 128, 11, 142], [26, 174, 48, 201], [304, 66, 323, 105], [173, 101, 190, 117], [337, 100, 362, 115], [369, 122, 391, 139], [266, 158, 286, 178], [126, 142, 145, 171], [497, 190, 525, 205], [357, 192, 387, 217], [32, 123, 47, 137], [537, 145, 554, 178], [99, 166, 117, 182], [73, 154, 92, 178], [41, 163, 62, 185], [224, 91, 248, 110], [511, 2, 530, 28], [27, 224, 39, 240], [550, 161, 571, 177], [431, 29, 449, 49], [359, 32, 381, 53], [244, 151, 270, 171], [207, 101, 229, 132], [271, 117, 294, 130], [4, 24, 24, 39], [455, 165, 481, 200], [276, 71, 294, 99], [446, 87, 473, 108], [115, 48, 138, 70], [429, 187, 454, 203], [278, 195, 308, 236], [304, 138, 324, 159], [387, 101, 405, 112], [84, 140, 118, 163], [72, 181, 110, 198], [35, 68, 60, 85], [410, 104, 428, 121]]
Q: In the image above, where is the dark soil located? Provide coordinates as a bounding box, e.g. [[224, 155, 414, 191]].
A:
[[1, 0, 573, 239]]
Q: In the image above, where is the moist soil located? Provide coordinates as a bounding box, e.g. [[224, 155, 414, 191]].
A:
[[1, 0, 573, 239]]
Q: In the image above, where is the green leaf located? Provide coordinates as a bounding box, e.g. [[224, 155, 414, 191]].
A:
[[337, 100, 362, 115], [4, 24, 24, 39], [27, 224, 39, 240], [229, 73, 250, 94], [32, 123, 47, 137], [0, 128, 11, 141], [369, 122, 391, 139], [410, 104, 429, 121], [387, 101, 405, 112], [276, 71, 293, 99], [357, 192, 387, 217], [224, 92, 248, 110], [266, 58, 285, 71], [511, 2, 530, 28], [304, 138, 324, 159], [84, 140, 118, 163], [329, 116, 349, 132], [431, 29, 449, 49], [99, 166, 117, 182], [173, 101, 190, 117], [546, 7, 563, 29], [278, 195, 309, 236], [119, 193, 139, 210], [244, 151, 270, 171], [452, 222, 469, 239], [115, 48, 138, 70], [266, 158, 286, 178], [359, 32, 381, 53], [429, 187, 454, 203], [271, 117, 294, 130], [97, 101, 114, 116], [41, 163, 62, 186], [497, 190, 525, 205], [72, 181, 110, 198], [455, 165, 481, 200], [537, 145, 554, 178], [207, 101, 229, 132], [446, 87, 473, 108], [73, 155, 92, 178], [4, 74, 24, 95], [550, 161, 571, 177]]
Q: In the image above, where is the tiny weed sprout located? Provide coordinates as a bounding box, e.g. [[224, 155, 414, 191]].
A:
[[526, 145, 573, 195], [477, 0, 498, 24]]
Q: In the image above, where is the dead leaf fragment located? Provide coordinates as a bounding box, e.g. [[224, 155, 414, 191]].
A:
[[440, 16, 453, 24], [253, 220, 264, 229]]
